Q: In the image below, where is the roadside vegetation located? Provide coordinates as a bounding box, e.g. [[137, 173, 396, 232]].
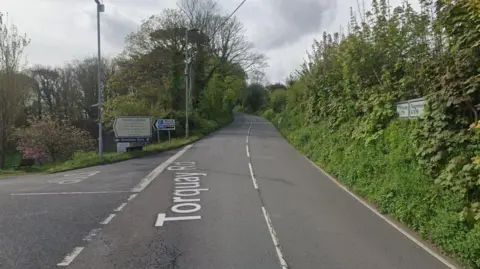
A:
[[0, 0, 266, 176], [242, 0, 480, 267]]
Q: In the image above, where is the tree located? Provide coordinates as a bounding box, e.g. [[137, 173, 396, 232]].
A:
[[242, 83, 267, 113], [14, 114, 94, 163], [0, 13, 30, 169]]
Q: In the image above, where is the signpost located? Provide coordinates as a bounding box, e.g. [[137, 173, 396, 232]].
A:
[[396, 98, 425, 119], [154, 119, 176, 142], [113, 116, 152, 144]]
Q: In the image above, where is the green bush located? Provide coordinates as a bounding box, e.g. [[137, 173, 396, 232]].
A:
[[262, 109, 275, 121]]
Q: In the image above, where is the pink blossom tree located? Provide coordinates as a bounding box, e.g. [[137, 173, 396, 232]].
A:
[[14, 115, 94, 163]]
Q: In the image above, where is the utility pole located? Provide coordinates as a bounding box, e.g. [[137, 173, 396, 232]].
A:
[[184, 29, 189, 139], [94, 0, 105, 160]]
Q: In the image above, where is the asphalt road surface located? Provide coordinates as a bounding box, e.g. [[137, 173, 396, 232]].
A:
[[0, 113, 461, 269]]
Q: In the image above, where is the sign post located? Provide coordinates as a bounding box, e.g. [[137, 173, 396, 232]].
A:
[[113, 117, 152, 149], [154, 119, 176, 142]]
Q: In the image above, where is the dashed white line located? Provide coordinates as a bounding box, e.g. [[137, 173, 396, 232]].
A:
[[246, 145, 250, 157], [262, 207, 288, 269], [114, 203, 127, 212], [10, 191, 131, 196], [127, 193, 138, 201], [304, 157, 459, 269], [100, 214, 116, 225], [57, 247, 84, 266], [248, 162, 259, 189], [131, 144, 193, 192]]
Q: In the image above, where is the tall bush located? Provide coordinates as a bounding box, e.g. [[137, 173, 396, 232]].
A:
[[14, 115, 94, 162]]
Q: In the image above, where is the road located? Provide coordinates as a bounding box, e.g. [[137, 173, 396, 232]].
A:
[[0, 113, 460, 269]]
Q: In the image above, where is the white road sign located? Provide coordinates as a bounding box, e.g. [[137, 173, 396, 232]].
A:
[[396, 98, 425, 119], [114, 117, 152, 138]]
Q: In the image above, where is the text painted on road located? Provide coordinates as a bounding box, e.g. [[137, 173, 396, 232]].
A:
[[155, 161, 208, 226], [47, 171, 100, 185]]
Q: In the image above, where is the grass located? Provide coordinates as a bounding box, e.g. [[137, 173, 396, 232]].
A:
[[0, 116, 231, 177], [46, 135, 201, 173]]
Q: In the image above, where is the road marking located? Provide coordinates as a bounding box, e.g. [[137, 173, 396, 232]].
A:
[[83, 228, 101, 242], [10, 191, 131, 196], [114, 203, 127, 212], [131, 144, 193, 192], [248, 162, 259, 189], [155, 213, 201, 226], [156, 162, 208, 227], [246, 145, 250, 157], [48, 171, 100, 185], [305, 157, 459, 269], [127, 194, 138, 201], [262, 207, 288, 269], [57, 247, 84, 266], [100, 214, 116, 225]]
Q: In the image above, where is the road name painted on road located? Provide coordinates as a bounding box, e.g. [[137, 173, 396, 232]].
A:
[[47, 171, 100, 185], [155, 161, 208, 227]]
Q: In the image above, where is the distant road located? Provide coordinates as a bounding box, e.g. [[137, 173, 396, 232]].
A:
[[0, 113, 459, 269]]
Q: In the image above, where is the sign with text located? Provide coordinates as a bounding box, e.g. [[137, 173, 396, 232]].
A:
[[396, 98, 425, 119], [113, 116, 152, 139], [154, 119, 176, 131]]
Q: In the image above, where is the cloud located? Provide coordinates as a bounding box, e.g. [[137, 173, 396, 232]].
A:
[[232, 0, 337, 51]]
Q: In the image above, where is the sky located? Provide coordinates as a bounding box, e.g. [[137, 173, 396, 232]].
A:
[[2, 0, 420, 84]]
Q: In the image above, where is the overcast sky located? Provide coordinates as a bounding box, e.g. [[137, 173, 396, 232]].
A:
[[2, 0, 419, 84]]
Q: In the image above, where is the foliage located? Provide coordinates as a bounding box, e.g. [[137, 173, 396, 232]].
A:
[[242, 83, 268, 113], [0, 12, 30, 169], [14, 115, 94, 163], [269, 89, 287, 113]]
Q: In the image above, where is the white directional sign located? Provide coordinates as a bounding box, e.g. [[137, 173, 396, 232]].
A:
[[154, 119, 176, 131], [114, 116, 152, 142], [396, 98, 425, 119]]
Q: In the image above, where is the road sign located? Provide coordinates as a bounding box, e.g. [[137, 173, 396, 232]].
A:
[[154, 119, 176, 131], [113, 116, 152, 139], [396, 98, 425, 119]]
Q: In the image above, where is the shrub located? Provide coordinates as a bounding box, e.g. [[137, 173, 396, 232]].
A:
[[14, 115, 95, 162]]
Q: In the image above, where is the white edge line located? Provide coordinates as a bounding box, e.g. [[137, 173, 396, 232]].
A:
[[262, 207, 288, 269], [246, 145, 250, 157], [114, 203, 127, 212], [248, 162, 259, 189], [131, 144, 193, 192], [57, 247, 84, 266], [100, 214, 116, 225], [304, 157, 459, 269], [127, 194, 138, 201], [10, 191, 131, 196]]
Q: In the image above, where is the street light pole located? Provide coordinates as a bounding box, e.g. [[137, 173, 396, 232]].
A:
[[184, 29, 189, 139], [95, 0, 104, 160]]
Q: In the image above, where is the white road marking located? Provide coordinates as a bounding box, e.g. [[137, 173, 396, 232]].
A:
[[305, 157, 459, 269], [57, 247, 84, 266], [131, 144, 193, 192], [127, 194, 138, 201], [262, 207, 288, 269], [100, 214, 116, 225], [10, 191, 131, 196], [83, 228, 101, 242], [155, 213, 201, 226], [246, 145, 250, 157], [114, 203, 127, 212], [248, 162, 259, 189]]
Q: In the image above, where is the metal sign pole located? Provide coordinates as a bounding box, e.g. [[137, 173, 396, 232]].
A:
[[168, 130, 171, 142], [157, 129, 160, 143]]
